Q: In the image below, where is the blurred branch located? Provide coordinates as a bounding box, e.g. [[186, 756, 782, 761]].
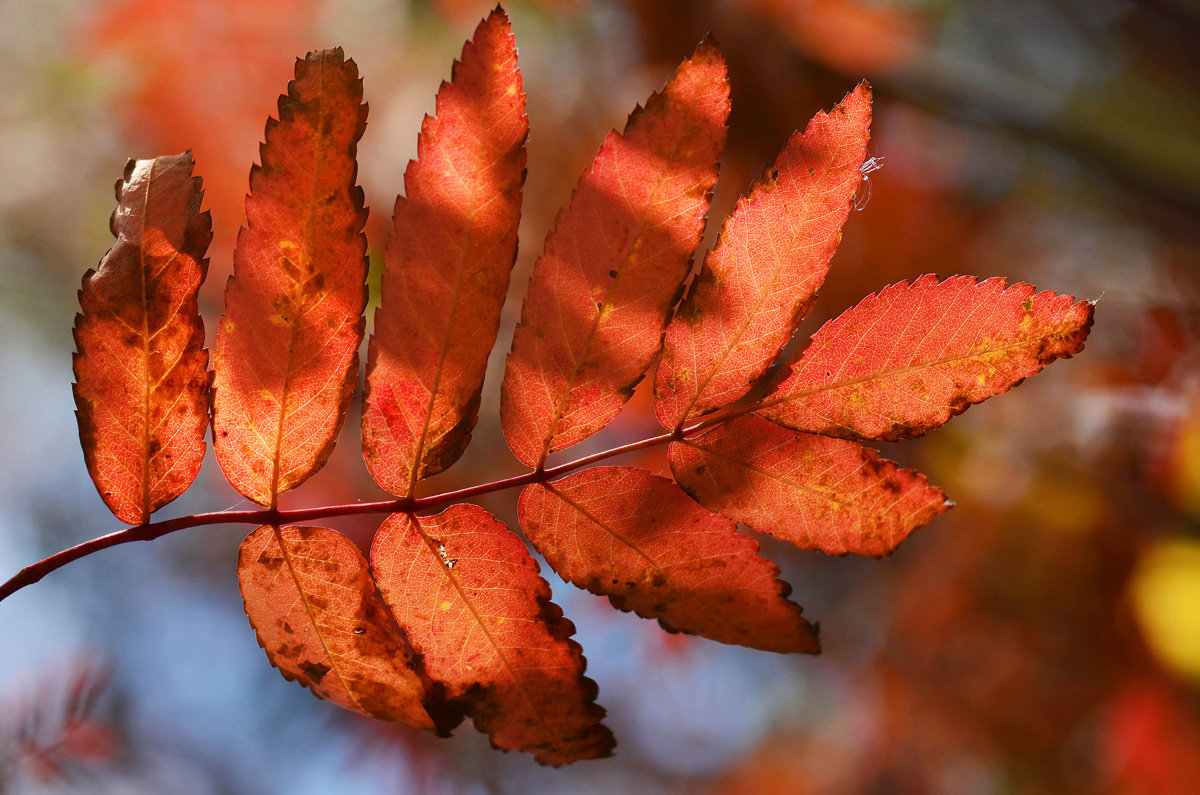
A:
[[764, 34, 1200, 227], [882, 67, 1200, 223], [1125, 0, 1200, 34]]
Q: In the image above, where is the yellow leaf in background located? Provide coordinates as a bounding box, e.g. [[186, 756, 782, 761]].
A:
[[1131, 538, 1200, 679], [1171, 400, 1200, 519]]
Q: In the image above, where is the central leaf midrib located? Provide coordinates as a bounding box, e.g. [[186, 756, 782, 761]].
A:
[[406, 130, 485, 497], [543, 484, 744, 636], [756, 324, 1082, 417], [412, 515, 567, 757], [137, 159, 157, 523], [537, 107, 698, 466], [270, 55, 331, 508], [676, 131, 846, 427], [273, 526, 364, 713], [679, 437, 897, 518]]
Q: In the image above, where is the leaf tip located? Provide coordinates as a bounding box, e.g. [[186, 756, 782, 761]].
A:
[[305, 45, 345, 63], [693, 32, 724, 61]]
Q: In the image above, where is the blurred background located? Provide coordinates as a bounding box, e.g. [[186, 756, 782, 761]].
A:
[[2, 0, 1199, 791]]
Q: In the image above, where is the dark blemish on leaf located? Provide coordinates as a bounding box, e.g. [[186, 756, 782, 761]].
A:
[[298, 661, 331, 684], [861, 453, 886, 478], [353, 627, 365, 634]]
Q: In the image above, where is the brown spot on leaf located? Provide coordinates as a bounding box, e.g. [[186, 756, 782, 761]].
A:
[[298, 661, 331, 684]]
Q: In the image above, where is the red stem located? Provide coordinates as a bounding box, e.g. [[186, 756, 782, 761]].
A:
[[0, 421, 724, 604]]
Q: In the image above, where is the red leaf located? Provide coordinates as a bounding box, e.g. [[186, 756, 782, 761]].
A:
[[212, 49, 368, 506], [8, 657, 121, 783], [760, 275, 1094, 440], [1103, 679, 1200, 793], [363, 10, 528, 497], [238, 525, 434, 728], [519, 467, 819, 652], [655, 82, 872, 429], [371, 505, 614, 765], [501, 40, 730, 466], [73, 153, 211, 525], [671, 416, 950, 557]]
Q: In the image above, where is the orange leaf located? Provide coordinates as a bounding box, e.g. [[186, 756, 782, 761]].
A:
[[760, 275, 1094, 440], [363, 10, 528, 497], [212, 49, 368, 506], [519, 466, 819, 652], [371, 505, 614, 765], [655, 82, 872, 429], [238, 525, 434, 728], [671, 416, 949, 557], [747, 0, 927, 75], [73, 153, 211, 525], [501, 40, 730, 466]]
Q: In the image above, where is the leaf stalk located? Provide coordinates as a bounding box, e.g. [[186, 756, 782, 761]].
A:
[[0, 409, 736, 603]]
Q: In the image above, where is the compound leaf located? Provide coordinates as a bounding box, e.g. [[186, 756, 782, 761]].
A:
[[363, 9, 528, 496], [213, 48, 368, 506], [371, 505, 614, 765], [73, 152, 211, 525], [519, 466, 819, 652]]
